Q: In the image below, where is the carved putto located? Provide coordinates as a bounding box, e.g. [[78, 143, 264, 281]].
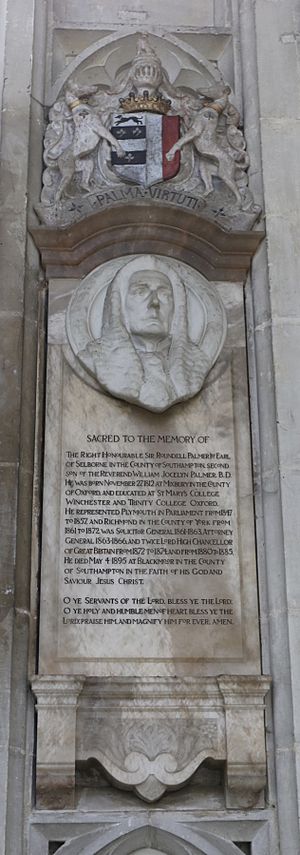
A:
[[66, 255, 227, 413], [40, 35, 260, 227]]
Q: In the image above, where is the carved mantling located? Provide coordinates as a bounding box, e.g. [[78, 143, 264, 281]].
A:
[[32, 675, 270, 809], [31, 32, 265, 272]]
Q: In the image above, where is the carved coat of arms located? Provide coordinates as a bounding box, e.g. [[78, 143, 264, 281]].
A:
[[111, 111, 180, 187], [39, 33, 260, 227]]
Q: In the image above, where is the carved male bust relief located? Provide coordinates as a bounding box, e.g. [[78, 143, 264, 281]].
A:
[[66, 255, 227, 413]]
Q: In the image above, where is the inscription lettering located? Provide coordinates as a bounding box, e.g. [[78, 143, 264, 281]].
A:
[[61, 433, 239, 634]]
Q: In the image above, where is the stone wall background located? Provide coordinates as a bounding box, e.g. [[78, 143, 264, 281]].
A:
[[0, 0, 300, 852]]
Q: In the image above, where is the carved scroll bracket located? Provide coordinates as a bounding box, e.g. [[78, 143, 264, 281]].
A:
[[31, 675, 271, 809]]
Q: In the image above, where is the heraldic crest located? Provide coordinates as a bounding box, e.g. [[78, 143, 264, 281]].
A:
[[40, 34, 259, 224]]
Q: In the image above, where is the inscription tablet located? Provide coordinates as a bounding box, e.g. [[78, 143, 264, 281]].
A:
[[38, 256, 260, 677]]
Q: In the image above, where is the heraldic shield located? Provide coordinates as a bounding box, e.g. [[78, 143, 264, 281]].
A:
[[110, 112, 180, 187]]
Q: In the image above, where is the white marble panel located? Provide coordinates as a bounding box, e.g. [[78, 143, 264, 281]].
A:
[[38, 258, 260, 677]]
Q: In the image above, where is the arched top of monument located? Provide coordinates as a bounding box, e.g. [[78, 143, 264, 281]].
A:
[[47, 30, 224, 107], [51, 818, 245, 855]]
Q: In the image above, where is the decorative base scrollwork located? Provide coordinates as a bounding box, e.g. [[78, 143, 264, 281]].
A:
[[31, 675, 270, 808]]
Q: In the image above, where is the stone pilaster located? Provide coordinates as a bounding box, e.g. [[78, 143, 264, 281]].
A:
[[31, 676, 85, 809], [218, 676, 271, 808]]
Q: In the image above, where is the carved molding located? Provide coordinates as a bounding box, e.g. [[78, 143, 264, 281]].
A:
[[42, 819, 248, 855], [30, 205, 264, 281], [39, 818, 249, 855], [31, 675, 270, 809]]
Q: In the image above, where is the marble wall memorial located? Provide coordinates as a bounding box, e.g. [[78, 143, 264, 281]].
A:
[[30, 31, 270, 821], [2, 1, 300, 853]]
